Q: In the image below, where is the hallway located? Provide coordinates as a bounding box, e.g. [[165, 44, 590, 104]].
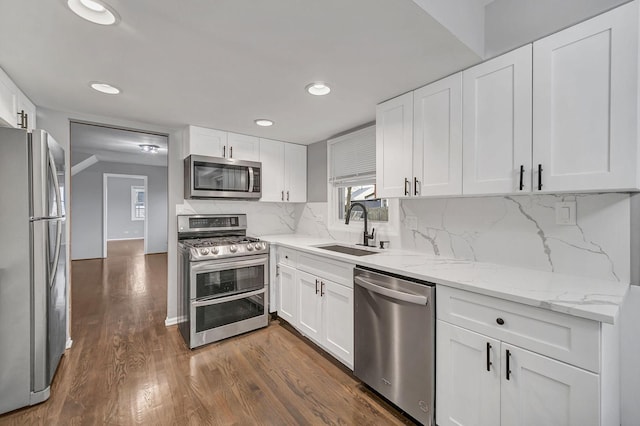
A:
[[0, 242, 408, 425]]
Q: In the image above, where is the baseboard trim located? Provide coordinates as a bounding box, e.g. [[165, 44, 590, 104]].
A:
[[165, 316, 178, 326], [65, 338, 73, 350]]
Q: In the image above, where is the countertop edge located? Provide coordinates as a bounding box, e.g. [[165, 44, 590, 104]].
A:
[[262, 235, 628, 325]]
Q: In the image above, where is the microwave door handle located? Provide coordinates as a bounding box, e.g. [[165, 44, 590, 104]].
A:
[[248, 167, 254, 193]]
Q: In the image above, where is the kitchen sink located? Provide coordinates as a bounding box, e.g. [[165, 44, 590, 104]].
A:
[[315, 244, 379, 257]]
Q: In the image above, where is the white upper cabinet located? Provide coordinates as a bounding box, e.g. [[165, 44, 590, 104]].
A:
[[0, 70, 16, 128], [463, 45, 533, 195], [259, 138, 306, 202], [532, 2, 638, 192], [376, 92, 413, 198], [0, 67, 35, 130], [413, 73, 463, 196], [183, 126, 260, 161], [284, 143, 307, 202], [16, 93, 36, 131], [226, 132, 260, 162], [183, 126, 227, 158]]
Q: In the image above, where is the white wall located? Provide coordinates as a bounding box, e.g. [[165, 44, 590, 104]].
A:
[[107, 177, 145, 241], [484, 0, 630, 57]]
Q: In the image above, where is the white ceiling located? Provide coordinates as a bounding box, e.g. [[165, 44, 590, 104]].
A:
[[0, 0, 482, 144], [70, 122, 168, 167]]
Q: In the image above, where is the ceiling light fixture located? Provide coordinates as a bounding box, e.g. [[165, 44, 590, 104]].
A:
[[139, 144, 160, 154], [306, 82, 331, 96], [67, 0, 119, 25], [254, 119, 274, 127], [90, 82, 121, 94]]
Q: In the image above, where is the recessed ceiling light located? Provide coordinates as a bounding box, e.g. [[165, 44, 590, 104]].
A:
[[306, 82, 331, 96], [90, 82, 121, 94], [139, 144, 160, 154], [255, 119, 274, 127], [67, 0, 119, 25]]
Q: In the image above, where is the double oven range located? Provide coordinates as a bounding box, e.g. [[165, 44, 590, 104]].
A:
[[177, 214, 269, 349]]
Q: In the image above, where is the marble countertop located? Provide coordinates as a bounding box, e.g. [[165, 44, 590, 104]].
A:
[[260, 234, 629, 324]]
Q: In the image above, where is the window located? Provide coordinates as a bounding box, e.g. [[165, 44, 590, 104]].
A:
[[328, 125, 388, 224], [338, 185, 389, 222], [131, 186, 145, 221]]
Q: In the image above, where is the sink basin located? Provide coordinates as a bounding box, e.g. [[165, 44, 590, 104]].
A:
[[315, 244, 379, 257]]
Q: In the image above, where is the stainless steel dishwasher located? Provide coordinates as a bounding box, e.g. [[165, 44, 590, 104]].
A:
[[354, 266, 435, 426]]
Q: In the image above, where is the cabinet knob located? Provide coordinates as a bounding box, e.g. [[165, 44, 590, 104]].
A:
[[496, 318, 505, 325]]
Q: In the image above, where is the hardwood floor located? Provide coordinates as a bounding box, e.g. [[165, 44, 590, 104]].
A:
[[0, 241, 413, 425]]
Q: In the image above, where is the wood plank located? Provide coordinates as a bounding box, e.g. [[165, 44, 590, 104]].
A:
[[0, 240, 413, 425]]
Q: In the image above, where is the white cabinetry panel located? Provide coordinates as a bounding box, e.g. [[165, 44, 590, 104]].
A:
[[376, 92, 413, 197], [413, 73, 463, 196], [463, 45, 532, 195], [533, 2, 637, 192]]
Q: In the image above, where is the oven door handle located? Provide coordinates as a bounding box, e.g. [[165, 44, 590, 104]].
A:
[[190, 256, 268, 274], [192, 288, 266, 307]]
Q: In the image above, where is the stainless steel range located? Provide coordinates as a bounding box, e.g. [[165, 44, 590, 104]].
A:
[[177, 214, 269, 349]]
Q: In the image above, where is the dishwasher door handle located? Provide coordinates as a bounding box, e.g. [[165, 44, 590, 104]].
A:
[[355, 276, 428, 305]]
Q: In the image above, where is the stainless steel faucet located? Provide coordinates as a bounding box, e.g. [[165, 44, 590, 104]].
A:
[[345, 202, 375, 246]]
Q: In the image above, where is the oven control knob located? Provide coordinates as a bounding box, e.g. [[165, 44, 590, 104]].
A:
[[247, 243, 254, 251], [229, 245, 238, 253], [211, 247, 219, 255], [199, 248, 210, 255], [260, 242, 267, 250]]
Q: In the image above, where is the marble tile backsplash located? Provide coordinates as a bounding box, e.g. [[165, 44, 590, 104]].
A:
[[399, 194, 630, 282], [294, 195, 630, 283]]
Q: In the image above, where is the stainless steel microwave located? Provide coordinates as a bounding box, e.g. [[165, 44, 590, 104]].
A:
[[184, 155, 261, 199]]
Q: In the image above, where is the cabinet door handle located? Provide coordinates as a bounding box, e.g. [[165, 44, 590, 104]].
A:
[[486, 342, 492, 371], [281, 190, 284, 201], [506, 349, 512, 380], [320, 281, 325, 297], [404, 178, 410, 196], [519, 165, 524, 191], [315, 279, 319, 294], [414, 177, 419, 196], [230, 146, 233, 158], [286, 191, 290, 201], [537, 164, 543, 191], [223, 145, 226, 158]]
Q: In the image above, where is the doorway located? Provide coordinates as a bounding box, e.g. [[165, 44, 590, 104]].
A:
[[103, 173, 148, 258]]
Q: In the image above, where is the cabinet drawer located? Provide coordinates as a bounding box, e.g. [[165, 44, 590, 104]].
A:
[[297, 253, 354, 288], [437, 286, 600, 372], [277, 247, 297, 267]]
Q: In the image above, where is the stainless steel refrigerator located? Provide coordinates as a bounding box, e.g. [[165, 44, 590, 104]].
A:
[[0, 127, 67, 414]]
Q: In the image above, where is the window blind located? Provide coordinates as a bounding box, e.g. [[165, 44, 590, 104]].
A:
[[329, 125, 376, 187]]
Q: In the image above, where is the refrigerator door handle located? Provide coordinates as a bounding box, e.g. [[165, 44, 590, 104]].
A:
[[47, 152, 63, 288]]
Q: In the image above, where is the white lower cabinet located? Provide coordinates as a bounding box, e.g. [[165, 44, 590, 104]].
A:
[[296, 270, 354, 368], [436, 286, 617, 426], [276, 263, 297, 326], [274, 247, 354, 368]]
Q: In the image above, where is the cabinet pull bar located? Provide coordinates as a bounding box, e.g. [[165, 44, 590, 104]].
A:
[[414, 177, 419, 196], [404, 178, 409, 196], [286, 190, 290, 201], [320, 281, 325, 297], [223, 145, 226, 157], [506, 349, 511, 380], [486, 342, 492, 371], [537, 164, 543, 191], [519, 165, 524, 191], [230, 146, 233, 158], [315, 279, 319, 294], [281, 190, 284, 201]]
